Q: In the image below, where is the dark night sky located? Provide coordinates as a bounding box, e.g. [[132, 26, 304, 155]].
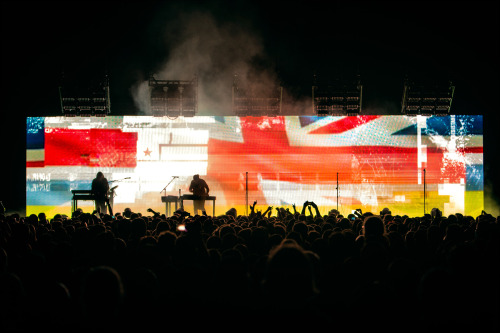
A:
[[1, 1, 499, 213]]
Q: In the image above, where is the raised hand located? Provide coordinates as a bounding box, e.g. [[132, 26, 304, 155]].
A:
[[267, 206, 273, 217], [301, 201, 309, 215]]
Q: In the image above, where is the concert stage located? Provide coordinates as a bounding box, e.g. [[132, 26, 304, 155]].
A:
[[26, 115, 483, 218]]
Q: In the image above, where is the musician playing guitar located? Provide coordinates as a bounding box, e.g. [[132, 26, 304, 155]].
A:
[[91, 171, 113, 215]]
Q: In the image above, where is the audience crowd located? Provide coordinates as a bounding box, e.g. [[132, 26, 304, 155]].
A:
[[0, 202, 498, 332]]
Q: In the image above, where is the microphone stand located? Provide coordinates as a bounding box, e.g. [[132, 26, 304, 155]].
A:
[[108, 177, 131, 185], [107, 177, 130, 214], [160, 176, 178, 197]]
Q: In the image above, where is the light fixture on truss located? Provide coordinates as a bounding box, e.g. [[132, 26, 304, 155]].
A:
[[401, 78, 455, 116], [232, 73, 283, 116], [59, 75, 111, 117], [148, 75, 198, 118], [312, 74, 362, 116]]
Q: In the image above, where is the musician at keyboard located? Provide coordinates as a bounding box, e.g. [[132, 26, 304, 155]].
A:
[[91, 171, 110, 214], [188, 174, 210, 215]]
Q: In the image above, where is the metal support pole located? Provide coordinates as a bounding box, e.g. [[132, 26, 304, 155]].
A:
[[336, 172, 339, 211], [246, 172, 249, 216], [423, 168, 426, 215]]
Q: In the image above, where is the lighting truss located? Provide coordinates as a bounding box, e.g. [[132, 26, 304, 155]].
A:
[[312, 75, 363, 116], [148, 75, 198, 117], [59, 75, 111, 117], [232, 73, 282, 116], [401, 79, 455, 116]]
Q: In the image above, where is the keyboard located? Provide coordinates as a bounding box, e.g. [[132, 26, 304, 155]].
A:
[[161, 195, 179, 203], [181, 194, 216, 200], [71, 190, 95, 200]]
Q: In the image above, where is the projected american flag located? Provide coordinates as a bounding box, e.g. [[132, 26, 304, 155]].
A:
[[26, 115, 483, 217]]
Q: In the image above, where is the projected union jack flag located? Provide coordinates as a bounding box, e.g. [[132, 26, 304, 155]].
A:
[[26, 115, 483, 217]]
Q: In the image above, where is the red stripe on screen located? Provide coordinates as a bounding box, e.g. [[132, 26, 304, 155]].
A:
[[44, 128, 137, 167]]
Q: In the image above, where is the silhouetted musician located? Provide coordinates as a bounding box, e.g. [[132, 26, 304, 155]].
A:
[[91, 171, 112, 215], [188, 174, 210, 215]]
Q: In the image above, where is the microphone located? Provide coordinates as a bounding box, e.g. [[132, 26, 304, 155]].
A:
[[124, 177, 131, 179], [172, 176, 179, 178]]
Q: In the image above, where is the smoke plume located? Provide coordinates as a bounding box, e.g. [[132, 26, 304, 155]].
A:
[[132, 10, 290, 115]]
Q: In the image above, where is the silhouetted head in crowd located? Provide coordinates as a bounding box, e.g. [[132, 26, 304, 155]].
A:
[[362, 215, 386, 238], [81, 266, 124, 326], [329, 209, 339, 217], [431, 207, 442, 219], [123, 207, 132, 218], [263, 240, 317, 306], [226, 207, 237, 218], [380, 207, 391, 216]]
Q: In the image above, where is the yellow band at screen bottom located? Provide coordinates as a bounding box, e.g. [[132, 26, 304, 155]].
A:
[[27, 190, 483, 220]]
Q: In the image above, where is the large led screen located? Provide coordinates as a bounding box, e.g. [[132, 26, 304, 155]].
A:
[[26, 115, 483, 218]]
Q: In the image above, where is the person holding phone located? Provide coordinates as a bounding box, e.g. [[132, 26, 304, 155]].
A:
[[301, 201, 321, 217]]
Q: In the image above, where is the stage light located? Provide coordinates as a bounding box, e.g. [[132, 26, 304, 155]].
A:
[[232, 73, 282, 116], [312, 74, 362, 116], [148, 75, 198, 118], [59, 75, 111, 117], [60, 97, 78, 117], [401, 78, 455, 115]]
